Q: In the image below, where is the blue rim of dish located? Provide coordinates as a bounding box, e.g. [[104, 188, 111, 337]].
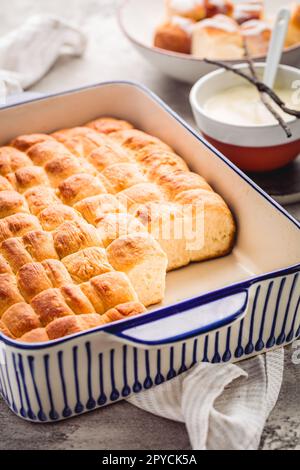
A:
[[0, 80, 299, 350]]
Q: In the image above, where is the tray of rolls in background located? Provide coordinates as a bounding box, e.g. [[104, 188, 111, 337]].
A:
[[0, 81, 299, 422], [119, 0, 300, 83]]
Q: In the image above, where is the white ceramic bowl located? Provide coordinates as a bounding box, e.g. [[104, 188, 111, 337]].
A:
[[119, 0, 300, 84], [190, 63, 300, 172]]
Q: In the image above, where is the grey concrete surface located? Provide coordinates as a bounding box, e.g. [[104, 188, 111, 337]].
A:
[[0, 0, 299, 451]]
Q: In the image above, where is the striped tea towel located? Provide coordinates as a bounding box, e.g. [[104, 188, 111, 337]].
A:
[[128, 348, 284, 450]]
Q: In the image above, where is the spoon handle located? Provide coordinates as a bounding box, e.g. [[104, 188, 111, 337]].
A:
[[263, 7, 291, 89]]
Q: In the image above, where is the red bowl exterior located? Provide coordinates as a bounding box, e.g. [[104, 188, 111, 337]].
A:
[[203, 134, 300, 172]]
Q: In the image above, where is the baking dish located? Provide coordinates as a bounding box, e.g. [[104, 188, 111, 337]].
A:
[[0, 81, 299, 422]]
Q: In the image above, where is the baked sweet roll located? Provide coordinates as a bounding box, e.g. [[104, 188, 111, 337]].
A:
[[62, 247, 113, 283], [241, 19, 271, 57], [87, 143, 133, 172], [154, 16, 195, 54], [0, 147, 32, 176], [26, 140, 71, 166], [175, 188, 235, 261], [17, 261, 72, 301], [233, 1, 264, 25], [101, 163, 147, 194], [135, 202, 190, 271], [58, 173, 107, 206], [110, 129, 172, 153], [8, 166, 49, 193], [96, 213, 147, 247], [117, 183, 165, 212], [86, 117, 134, 135], [166, 0, 206, 21], [24, 186, 60, 215], [11, 134, 55, 152], [106, 233, 168, 306], [205, 0, 233, 18], [285, 3, 300, 48], [80, 271, 138, 314], [0, 213, 41, 244], [38, 204, 82, 231], [192, 14, 244, 59], [52, 220, 103, 259], [0, 190, 29, 218], [74, 194, 126, 225]]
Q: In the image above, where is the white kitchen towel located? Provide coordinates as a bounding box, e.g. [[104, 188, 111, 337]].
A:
[[0, 14, 86, 101], [127, 348, 284, 450]]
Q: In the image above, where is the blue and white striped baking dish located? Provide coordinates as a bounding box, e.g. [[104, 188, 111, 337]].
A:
[[0, 82, 299, 422]]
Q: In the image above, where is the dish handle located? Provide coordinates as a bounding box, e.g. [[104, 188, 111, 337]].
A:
[[105, 288, 249, 347]]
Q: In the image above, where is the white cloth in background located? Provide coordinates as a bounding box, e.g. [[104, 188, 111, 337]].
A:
[[128, 348, 284, 450], [0, 14, 86, 100]]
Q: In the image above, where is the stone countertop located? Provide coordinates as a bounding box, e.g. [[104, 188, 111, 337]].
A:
[[0, 0, 299, 451]]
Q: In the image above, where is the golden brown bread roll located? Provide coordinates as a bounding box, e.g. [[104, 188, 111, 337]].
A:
[[11, 166, 49, 193], [0, 254, 13, 274], [0, 175, 14, 191], [154, 17, 194, 54], [0, 147, 32, 176], [60, 284, 95, 314], [17, 262, 53, 301], [1, 238, 33, 273], [87, 143, 132, 172], [0, 190, 29, 219], [241, 19, 271, 57], [117, 183, 165, 211], [41, 259, 73, 287], [27, 140, 71, 166], [38, 204, 81, 231], [24, 186, 60, 215], [22, 230, 58, 262], [233, 0, 264, 25], [166, 0, 206, 21], [101, 163, 147, 194], [111, 129, 172, 152], [19, 327, 49, 343], [52, 127, 106, 147], [81, 271, 138, 314], [58, 173, 107, 206], [175, 189, 236, 261], [62, 136, 99, 158], [74, 194, 126, 225], [96, 213, 147, 247], [53, 220, 103, 258], [205, 0, 233, 18], [101, 301, 146, 323], [106, 233, 168, 306], [134, 202, 190, 271], [1, 302, 41, 338], [44, 155, 82, 188], [46, 314, 101, 340], [11, 134, 55, 152], [86, 117, 134, 135], [192, 14, 244, 59], [156, 169, 212, 199], [0, 319, 15, 339], [62, 247, 113, 283], [30, 288, 75, 326], [136, 147, 189, 175], [0, 273, 24, 316], [0, 213, 41, 243]]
